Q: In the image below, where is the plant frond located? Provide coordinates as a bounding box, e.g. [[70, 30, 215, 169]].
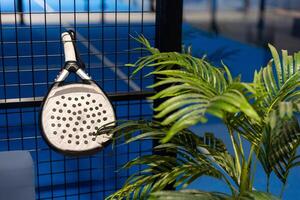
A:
[[127, 36, 260, 142], [239, 191, 280, 200], [253, 45, 300, 115], [102, 120, 239, 199], [149, 190, 230, 200], [149, 190, 280, 200], [258, 111, 300, 183]]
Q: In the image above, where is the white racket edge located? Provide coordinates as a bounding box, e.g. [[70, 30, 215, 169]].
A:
[[61, 32, 77, 62]]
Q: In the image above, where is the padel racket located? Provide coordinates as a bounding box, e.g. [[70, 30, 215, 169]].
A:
[[40, 30, 116, 156]]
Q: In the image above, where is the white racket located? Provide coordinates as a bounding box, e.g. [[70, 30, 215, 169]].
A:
[[40, 30, 116, 156]]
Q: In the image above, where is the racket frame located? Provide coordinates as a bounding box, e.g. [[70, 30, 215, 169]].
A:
[[39, 30, 116, 156]]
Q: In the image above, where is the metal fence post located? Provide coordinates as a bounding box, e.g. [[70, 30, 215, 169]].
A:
[[154, 0, 183, 109], [154, 0, 183, 190], [155, 0, 183, 52]]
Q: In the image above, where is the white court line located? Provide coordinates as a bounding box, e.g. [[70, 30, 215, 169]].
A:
[[34, 0, 141, 91]]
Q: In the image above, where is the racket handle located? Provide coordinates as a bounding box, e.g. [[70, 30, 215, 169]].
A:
[[61, 31, 77, 62]]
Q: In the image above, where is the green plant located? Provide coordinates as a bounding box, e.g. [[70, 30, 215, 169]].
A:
[[98, 36, 300, 200]]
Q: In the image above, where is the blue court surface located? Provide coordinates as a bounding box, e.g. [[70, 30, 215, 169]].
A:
[[0, 0, 299, 199]]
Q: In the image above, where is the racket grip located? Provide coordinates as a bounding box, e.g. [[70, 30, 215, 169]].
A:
[[61, 31, 77, 62]]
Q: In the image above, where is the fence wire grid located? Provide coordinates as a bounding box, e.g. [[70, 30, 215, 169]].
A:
[[0, 0, 157, 199]]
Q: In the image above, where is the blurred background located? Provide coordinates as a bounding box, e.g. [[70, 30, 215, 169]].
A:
[[184, 0, 300, 52], [182, 1, 300, 198]]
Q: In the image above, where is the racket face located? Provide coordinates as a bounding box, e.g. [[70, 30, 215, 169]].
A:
[[40, 81, 115, 155]]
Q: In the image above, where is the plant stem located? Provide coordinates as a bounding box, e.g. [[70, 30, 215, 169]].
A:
[[266, 174, 270, 193], [237, 134, 244, 156], [222, 174, 238, 196], [227, 126, 242, 176], [249, 149, 258, 190], [280, 182, 286, 198]]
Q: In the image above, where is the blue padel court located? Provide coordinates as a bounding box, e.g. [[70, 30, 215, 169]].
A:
[[0, 0, 299, 200]]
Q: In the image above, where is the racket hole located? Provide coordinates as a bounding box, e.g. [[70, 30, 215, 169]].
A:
[[97, 119, 101, 123], [56, 116, 61, 120], [66, 124, 70, 127], [87, 94, 91, 97], [84, 108, 88, 112], [92, 114, 96, 117], [87, 126, 91, 129], [63, 129, 66, 133], [97, 112, 101, 116], [68, 134, 72, 138], [84, 140, 88, 144], [61, 96, 65, 99], [75, 97, 78, 101], [95, 107, 99, 110], [51, 123, 55, 127], [69, 117, 73, 121], [80, 128, 84, 131], [78, 103, 82, 106], [59, 109, 63, 113], [81, 96, 84, 100], [103, 117, 107, 121], [95, 126, 98, 130], [60, 135, 64, 139], [72, 104, 76, 108], [92, 138, 96, 141], [77, 116, 81, 120], [73, 128, 77, 132], [87, 115, 90, 118], [72, 112, 77, 115], [89, 108, 93, 111], [67, 110, 71, 114], [91, 120, 95, 124], [92, 99, 96, 103], [103, 110, 106, 114], [78, 110, 82, 114], [51, 115, 55, 119], [89, 132, 93, 136], [83, 120, 87, 124], [56, 101, 60, 105], [53, 131, 57, 135], [63, 103, 67, 107], [75, 122, 79, 126], [58, 124, 61, 127], [83, 134, 87, 138], [76, 141, 80, 145], [62, 117, 66, 121], [76, 135, 80, 139], [86, 102, 90, 105], [52, 108, 56, 112], [68, 97, 72, 101], [68, 140, 72, 144], [99, 104, 102, 107]]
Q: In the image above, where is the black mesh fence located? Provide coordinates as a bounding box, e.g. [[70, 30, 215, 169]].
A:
[[0, 0, 159, 199]]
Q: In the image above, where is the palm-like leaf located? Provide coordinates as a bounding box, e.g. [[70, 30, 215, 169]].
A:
[[253, 45, 300, 115], [99, 39, 300, 200], [149, 190, 280, 200], [246, 46, 300, 184], [259, 112, 300, 183], [149, 190, 230, 200], [130, 36, 260, 143], [101, 121, 238, 200], [226, 45, 300, 186], [239, 191, 281, 200]]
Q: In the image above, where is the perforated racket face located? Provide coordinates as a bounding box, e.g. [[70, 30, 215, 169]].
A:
[[41, 82, 115, 155]]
